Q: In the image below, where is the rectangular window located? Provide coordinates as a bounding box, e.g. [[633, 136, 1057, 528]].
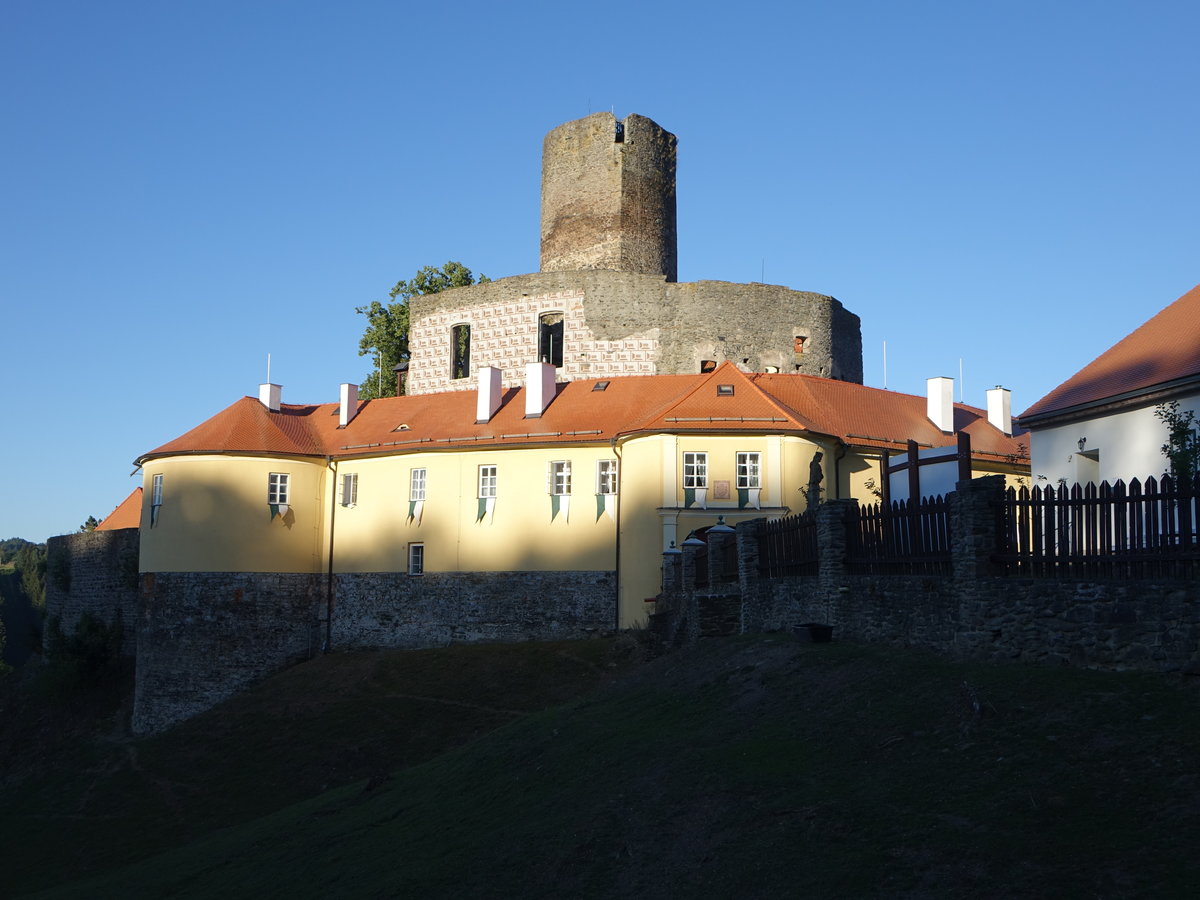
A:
[[596, 459, 619, 494], [478, 465, 497, 498], [268, 472, 289, 505], [410, 467, 427, 501], [452, 324, 471, 379], [683, 452, 708, 489], [736, 452, 761, 489], [548, 460, 572, 495], [151, 473, 164, 507], [408, 542, 424, 576], [340, 472, 358, 507]]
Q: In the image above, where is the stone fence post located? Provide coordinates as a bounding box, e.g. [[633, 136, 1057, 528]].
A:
[[816, 499, 857, 589], [951, 475, 1005, 579], [736, 518, 766, 633]]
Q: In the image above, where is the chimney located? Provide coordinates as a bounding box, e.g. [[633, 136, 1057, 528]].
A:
[[525, 361, 557, 418], [926, 376, 954, 432], [476, 366, 502, 423], [339, 383, 359, 427], [986, 386, 1013, 435], [259, 383, 281, 412]]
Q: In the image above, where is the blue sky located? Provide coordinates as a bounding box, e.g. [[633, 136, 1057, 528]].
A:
[[2, 0, 1197, 542]]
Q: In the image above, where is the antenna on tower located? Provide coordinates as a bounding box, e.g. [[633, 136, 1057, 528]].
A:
[[266, 353, 271, 384]]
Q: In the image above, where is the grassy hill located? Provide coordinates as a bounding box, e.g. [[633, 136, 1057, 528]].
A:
[[5, 634, 1200, 898]]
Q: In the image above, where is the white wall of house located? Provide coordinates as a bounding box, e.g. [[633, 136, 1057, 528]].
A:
[[1028, 392, 1200, 487]]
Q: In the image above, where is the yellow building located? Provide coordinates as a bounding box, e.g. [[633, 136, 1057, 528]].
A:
[[137, 362, 1028, 630]]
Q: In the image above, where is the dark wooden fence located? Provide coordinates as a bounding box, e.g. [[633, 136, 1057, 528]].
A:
[[846, 496, 952, 575], [994, 475, 1200, 578], [758, 510, 818, 577]]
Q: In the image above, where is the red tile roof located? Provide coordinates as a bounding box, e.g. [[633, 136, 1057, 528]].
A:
[[1021, 284, 1200, 422], [137, 362, 1027, 465], [96, 488, 142, 531]]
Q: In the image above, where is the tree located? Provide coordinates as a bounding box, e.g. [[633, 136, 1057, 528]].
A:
[[355, 262, 490, 400], [79, 516, 99, 533], [1155, 401, 1200, 482]]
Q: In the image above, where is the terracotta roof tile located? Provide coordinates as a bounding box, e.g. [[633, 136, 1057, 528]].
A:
[[138, 370, 1027, 465], [96, 488, 142, 531], [1021, 284, 1200, 421]]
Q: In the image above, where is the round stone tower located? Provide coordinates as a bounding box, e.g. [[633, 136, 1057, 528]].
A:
[[540, 112, 677, 282]]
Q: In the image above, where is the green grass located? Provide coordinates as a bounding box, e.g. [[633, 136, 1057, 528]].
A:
[[6, 635, 1200, 898]]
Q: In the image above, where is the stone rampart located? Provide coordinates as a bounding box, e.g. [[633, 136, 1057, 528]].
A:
[[333, 570, 614, 648], [44, 528, 140, 656], [678, 477, 1200, 673], [407, 270, 862, 394], [132, 572, 323, 734]]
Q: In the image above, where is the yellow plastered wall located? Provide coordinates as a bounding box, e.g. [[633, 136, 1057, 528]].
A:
[[614, 433, 831, 627], [140, 455, 328, 573], [329, 447, 619, 574]]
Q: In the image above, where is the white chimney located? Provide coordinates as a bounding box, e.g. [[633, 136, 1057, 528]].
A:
[[339, 383, 359, 427], [926, 376, 954, 432], [525, 361, 557, 418], [259, 383, 281, 412], [476, 366, 502, 423], [986, 386, 1013, 435]]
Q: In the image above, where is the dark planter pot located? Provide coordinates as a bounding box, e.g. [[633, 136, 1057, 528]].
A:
[[794, 622, 834, 643]]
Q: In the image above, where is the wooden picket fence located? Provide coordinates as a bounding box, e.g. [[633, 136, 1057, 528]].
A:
[[758, 509, 818, 577], [994, 475, 1200, 578], [846, 496, 953, 575]]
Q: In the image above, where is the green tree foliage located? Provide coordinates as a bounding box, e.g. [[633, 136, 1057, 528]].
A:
[[13, 543, 46, 611], [0, 537, 37, 566], [355, 261, 490, 399], [79, 515, 99, 533], [1155, 401, 1200, 481]]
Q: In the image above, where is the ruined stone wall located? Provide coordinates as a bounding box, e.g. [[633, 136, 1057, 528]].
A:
[[44, 529, 140, 656], [407, 271, 862, 394], [541, 113, 677, 281], [333, 570, 614, 648]]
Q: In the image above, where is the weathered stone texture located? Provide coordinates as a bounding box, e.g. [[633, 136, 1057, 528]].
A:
[[407, 271, 862, 395], [333, 570, 614, 648], [676, 476, 1200, 673], [132, 572, 323, 734], [128, 568, 613, 734], [541, 113, 677, 281], [44, 529, 140, 656]]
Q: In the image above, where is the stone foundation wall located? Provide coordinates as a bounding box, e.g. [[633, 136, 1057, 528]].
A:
[[132, 572, 323, 734], [676, 478, 1200, 674], [333, 570, 614, 648], [44, 529, 140, 656]]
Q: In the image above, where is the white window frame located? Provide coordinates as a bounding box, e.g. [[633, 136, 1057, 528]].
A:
[[151, 473, 164, 507], [340, 472, 358, 507], [683, 452, 708, 489], [596, 459, 619, 495], [736, 452, 762, 489], [410, 467, 427, 502], [408, 542, 424, 576], [478, 465, 497, 499], [548, 460, 572, 495], [268, 472, 289, 505]]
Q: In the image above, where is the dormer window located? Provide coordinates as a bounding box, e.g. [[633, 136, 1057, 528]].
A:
[[717, 384, 734, 396]]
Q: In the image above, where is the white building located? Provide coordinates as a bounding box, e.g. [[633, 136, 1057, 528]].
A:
[[1019, 284, 1200, 486]]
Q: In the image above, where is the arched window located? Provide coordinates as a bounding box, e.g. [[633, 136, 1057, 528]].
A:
[[538, 312, 564, 368], [452, 324, 470, 380]]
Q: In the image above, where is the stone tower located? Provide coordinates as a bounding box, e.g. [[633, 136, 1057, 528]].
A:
[[540, 112, 678, 282]]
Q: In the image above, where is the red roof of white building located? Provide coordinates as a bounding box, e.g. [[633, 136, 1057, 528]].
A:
[[1021, 284, 1200, 423]]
